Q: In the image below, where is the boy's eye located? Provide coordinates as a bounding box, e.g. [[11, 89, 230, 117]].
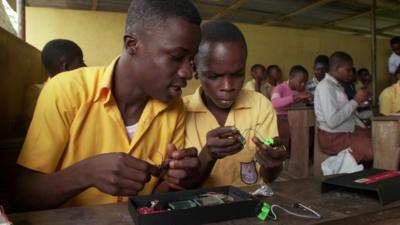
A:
[[205, 73, 219, 80], [169, 53, 185, 61]]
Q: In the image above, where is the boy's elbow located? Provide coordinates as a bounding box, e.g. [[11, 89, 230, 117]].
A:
[[325, 118, 339, 129]]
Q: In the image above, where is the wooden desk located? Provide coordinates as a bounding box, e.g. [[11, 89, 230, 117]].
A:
[[372, 116, 400, 170], [10, 177, 400, 225], [287, 105, 315, 178]]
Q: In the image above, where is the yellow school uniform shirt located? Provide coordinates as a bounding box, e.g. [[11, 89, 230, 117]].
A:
[[183, 88, 278, 187], [244, 79, 256, 91], [379, 81, 400, 116], [18, 57, 185, 207], [243, 79, 273, 99]]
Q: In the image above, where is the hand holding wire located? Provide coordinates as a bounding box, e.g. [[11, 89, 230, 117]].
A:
[[252, 136, 287, 169], [204, 126, 244, 160]]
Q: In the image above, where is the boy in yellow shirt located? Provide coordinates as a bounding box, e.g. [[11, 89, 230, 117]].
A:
[[184, 21, 286, 188], [379, 65, 400, 115], [14, 0, 201, 210], [243, 64, 272, 99]]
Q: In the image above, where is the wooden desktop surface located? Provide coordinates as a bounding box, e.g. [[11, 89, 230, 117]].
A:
[[9, 176, 400, 225]]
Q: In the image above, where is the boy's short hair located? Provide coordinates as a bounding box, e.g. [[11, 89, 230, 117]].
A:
[[251, 64, 265, 71], [125, 0, 201, 34], [329, 51, 353, 69], [357, 68, 369, 76], [314, 54, 329, 70], [390, 36, 400, 46], [196, 21, 247, 62], [41, 39, 83, 77], [290, 65, 308, 77], [266, 65, 280, 74]]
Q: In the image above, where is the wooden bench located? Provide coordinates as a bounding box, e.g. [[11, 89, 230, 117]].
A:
[[372, 116, 400, 170], [287, 105, 315, 178]]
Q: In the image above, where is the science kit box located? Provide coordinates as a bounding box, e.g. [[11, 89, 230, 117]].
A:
[[128, 186, 259, 225]]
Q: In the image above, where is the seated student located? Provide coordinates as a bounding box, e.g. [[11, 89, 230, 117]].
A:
[[266, 64, 282, 87], [379, 65, 400, 115], [306, 55, 329, 95], [356, 68, 372, 91], [315, 51, 373, 163], [184, 21, 286, 188], [244, 64, 272, 99], [354, 68, 373, 121], [271, 65, 312, 147], [25, 39, 87, 122], [14, 0, 202, 211], [42, 39, 87, 77]]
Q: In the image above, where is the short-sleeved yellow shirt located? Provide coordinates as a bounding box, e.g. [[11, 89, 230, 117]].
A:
[[183, 88, 278, 187], [18, 57, 185, 207], [379, 81, 400, 116], [243, 79, 273, 99]]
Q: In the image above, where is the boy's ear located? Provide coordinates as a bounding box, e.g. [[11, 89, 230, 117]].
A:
[[61, 62, 68, 72], [124, 34, 139, 56]]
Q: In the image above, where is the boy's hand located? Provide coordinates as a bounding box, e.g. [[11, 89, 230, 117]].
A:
[[83, 153, 152, 196], [252, 137, 287, 169], [163, 144, 200, 190], [294, 92, 312, 103], [203, 126, 243, 160]]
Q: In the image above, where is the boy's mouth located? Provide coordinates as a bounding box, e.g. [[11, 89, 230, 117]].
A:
[[168, 85, 183, 97]]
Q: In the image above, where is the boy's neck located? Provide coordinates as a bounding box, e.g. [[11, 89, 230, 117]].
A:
[[113, 56, 150, 126], [201, 92, 230, 126]]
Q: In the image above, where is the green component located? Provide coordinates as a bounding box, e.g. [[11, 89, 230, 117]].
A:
[[263, 138, 274, 146], [257, 202, 270, 221]]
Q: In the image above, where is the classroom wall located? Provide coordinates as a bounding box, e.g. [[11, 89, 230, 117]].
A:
[[26, 7, 392, 96], [0, 26, 47, 138]]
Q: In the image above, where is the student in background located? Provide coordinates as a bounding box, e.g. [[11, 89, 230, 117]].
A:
[[341, 67, 357, 100], [271, 65, 312, 147], [266, 65, 282, 87], [388, 36, 400, 83], [243, 64, 272, 99], [25, 39, 87, 122], [184, 21, 286, 188], [306, 54, 329, 94], [379, 65, 400, 115], [41, 39, 86, 77], [315, 52, 373, 163], [356, 68, 372, 91], [14, 0, 201, 211]]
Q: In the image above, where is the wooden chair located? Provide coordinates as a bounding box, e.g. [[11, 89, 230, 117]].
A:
[[313, 122, 332, 177]]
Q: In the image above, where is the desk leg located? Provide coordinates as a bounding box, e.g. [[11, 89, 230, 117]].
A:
[[287, 110, 310, 178], [372, 121, 400, 170]]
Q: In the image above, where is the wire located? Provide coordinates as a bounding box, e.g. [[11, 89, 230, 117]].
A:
[[239, 128, 267, 156], [268, 203, 322, 220]]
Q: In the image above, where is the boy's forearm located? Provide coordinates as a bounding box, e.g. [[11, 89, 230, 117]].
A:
[[191, 147, 217, 187], [13, 163, 91, 211]]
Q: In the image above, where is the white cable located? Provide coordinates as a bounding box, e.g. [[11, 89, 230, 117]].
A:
[[268, 203, 322, 220]]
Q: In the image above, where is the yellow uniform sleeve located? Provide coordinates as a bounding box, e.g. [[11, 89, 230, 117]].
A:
[[18, 80, 75, 173], [379, 88, 392, 116]]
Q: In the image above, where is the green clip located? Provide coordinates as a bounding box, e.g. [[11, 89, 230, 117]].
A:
[[257, 202, 270, 221], [263, 138, 274, 146]]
